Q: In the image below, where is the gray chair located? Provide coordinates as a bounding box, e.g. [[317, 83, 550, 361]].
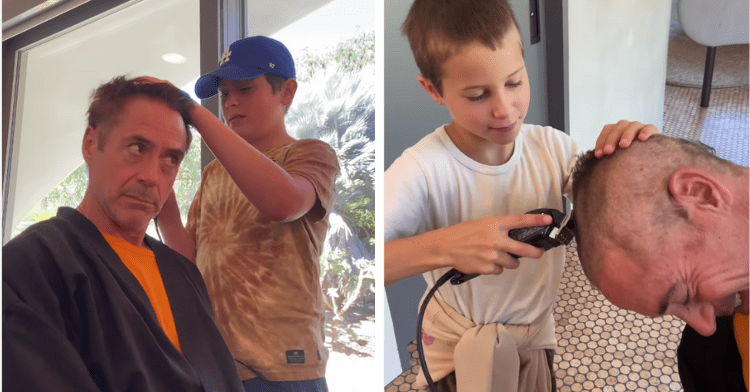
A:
[[677, 0, 749, 107]]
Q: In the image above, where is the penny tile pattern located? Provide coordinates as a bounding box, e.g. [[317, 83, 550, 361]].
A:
[[662, 85, 749, 167], [553, 244, 685, 392]]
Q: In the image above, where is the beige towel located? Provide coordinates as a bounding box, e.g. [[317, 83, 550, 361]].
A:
[[416, 294, 556, 392]]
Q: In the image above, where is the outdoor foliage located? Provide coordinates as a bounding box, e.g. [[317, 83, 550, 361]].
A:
[[287, 33, 375, 354], [296, 30, 375, 84], [173, 129, 202, 218], [13, 162, 88, 237]]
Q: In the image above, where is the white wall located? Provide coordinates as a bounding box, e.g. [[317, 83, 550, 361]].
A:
[[567, 0, 672, 152], [383, 289, 402, 385]]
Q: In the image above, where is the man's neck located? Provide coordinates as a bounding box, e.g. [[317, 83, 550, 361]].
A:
[[76, 198, 147, 249]]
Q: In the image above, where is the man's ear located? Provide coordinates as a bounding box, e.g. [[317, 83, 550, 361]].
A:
[[280, 79, 297, 107], [417, 76, 445, 106], [668, 167, 732, 214], [82, 126, 98, 164]]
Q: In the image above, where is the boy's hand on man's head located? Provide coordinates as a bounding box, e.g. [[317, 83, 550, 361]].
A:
[[437, 213, 553, 276], [594, 120, 659, 158]]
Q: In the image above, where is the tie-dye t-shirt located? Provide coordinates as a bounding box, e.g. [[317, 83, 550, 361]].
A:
[[186, 139, 339, 381]]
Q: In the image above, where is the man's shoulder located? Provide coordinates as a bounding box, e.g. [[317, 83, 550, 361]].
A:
[[4, 209, 80, 254], [2, 209, 90, 289], [148, 237, 198, 270]]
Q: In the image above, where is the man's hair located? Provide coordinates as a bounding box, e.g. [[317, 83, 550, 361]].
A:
[[401, 0, 522, 95], [87, 75, 195, 150], [571, 135, 739, 286]]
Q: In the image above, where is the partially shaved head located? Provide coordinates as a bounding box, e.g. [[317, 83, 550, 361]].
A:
[[571, 135, 738, 287]]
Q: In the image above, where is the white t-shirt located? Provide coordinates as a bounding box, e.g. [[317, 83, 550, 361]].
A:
[[385, 124, 579, 345]]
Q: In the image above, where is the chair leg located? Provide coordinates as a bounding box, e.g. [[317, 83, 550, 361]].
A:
[[700, 46, 717, 108]]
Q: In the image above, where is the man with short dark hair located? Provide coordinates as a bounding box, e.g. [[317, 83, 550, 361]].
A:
[[571, 134, 749, 392], [2, 76, 243, 391]]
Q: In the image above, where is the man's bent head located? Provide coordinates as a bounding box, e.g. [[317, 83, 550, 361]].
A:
[[571, 135, 748, 336]]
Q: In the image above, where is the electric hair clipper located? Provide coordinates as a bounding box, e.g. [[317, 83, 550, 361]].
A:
[[447, 208, 575, 285]]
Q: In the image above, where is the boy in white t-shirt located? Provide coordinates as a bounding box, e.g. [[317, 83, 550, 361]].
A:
[[384, 0, 657, 390]]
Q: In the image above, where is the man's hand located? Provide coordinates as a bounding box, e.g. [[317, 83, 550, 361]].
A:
[[594, 120, 659, 158]]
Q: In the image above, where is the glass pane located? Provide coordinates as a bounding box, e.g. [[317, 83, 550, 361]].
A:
[[7, 0, 200, 240], [269, 0, 377, 389]]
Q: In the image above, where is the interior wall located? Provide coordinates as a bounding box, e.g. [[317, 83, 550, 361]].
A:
[[566, 0, 671, 152]]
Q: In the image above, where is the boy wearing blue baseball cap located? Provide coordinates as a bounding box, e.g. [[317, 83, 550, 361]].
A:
[[153, 36, 340, 392]]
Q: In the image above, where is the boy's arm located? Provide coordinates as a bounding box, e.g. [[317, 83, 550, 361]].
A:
[[594, 120, 659, 157], [156, 191, 196, 262], [384, 214, 552, 286], [190, 104, 317, 222]]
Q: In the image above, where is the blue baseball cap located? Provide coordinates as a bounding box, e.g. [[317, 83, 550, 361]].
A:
[[194, 36, 296, 99]]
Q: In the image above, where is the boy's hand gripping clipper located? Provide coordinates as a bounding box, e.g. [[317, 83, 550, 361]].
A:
[[448, 208, 575, 285]]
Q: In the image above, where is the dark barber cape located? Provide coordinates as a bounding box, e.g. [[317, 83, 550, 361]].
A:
[[678, 315, 747, 392], [2, 207, 243, 392]]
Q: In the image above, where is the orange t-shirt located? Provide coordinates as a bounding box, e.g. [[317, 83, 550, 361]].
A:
[[103, 233, 182, 353], [734, 312, 749, 389]]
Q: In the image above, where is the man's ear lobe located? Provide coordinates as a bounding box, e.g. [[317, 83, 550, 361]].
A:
[[668, 167, 730, 211], [82, 126, 97, 164], [417, 76, 445, 106]]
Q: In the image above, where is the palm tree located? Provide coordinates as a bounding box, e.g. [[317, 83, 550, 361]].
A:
[[286, 65, 375, 352]]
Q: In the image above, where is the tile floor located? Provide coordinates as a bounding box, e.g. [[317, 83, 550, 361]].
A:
[[385, 85, 749, 392], [553, 85, 748, 392], [663, 85, 749, 166], [553, 245, 684, 392]]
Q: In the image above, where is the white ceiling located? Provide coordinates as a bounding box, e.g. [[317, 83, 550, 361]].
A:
[[7, 0, 330, 233]]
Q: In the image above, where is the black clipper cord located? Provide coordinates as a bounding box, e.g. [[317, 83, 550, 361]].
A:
[[417, 208, 574, 392]]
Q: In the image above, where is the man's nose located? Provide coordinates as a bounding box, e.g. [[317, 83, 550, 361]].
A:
[[137, 155, 160, 185], [680, 303, 717, 337]]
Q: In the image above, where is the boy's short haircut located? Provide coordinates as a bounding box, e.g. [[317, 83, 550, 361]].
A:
[[265, 74, 286, 94], [263, 74, 292, 114], [401, 0, 522, 95]]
